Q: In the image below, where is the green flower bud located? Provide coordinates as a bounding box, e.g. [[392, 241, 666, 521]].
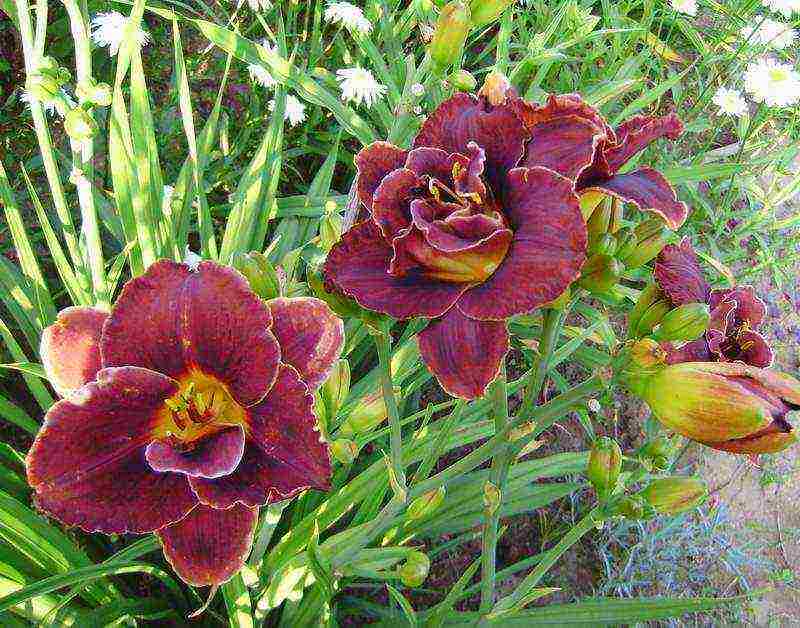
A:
[[321, 359, 350, 425], [308, 267, 389, 330], [64, 107, 98, 142], [640, 477, 708, 515], [76, 79, 112, 107], [653, 303, 710, 342], [620, 218, 669, 268], [449, 69, 477, 92], [319, 208, 343, 252], [390, 339, 421, 380], [578, 254, 624, 294], [609, 495, 650, 520], [38, 56, 59, 74], [330, 438, 358, 465], [587, 437, 622, 501], [639, 435, 678, 462], [627, 283, 668, 338], [233, 251, 281, 300], [430, 1, 471, 71], [586, 198, 612, 241], [469, 0, 513, 27], [398, 551, 430, 588], [344, 387, 399, 434], [406, 487, 445, 520], [589, 233, 618, 257], [628, 338, 667, 369], [633, 300, 672, 338], [579, 190, 605, 221]]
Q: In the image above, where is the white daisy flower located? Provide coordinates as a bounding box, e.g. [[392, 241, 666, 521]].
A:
[[269, 95, 306, 126], [21, 89, 74, 116], [712, 87, 748, 116], [247, 0, 272, 12], [411, 83, 425, 97], [336, 67, 387, 107], [90, 11, 150, 56], [670, 0, 697, 16], [324, 2, 372, 34], [763, 0, 800, 17], [743, 57, 800, 107], [742, 18, 796, 49], [587, 398, 602, 413], [249, 64, 277, 88]]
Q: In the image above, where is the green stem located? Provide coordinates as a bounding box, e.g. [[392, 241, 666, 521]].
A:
[[479, 361, 510, 612], [519, 307, 566, 421], [374, 331, 407, 496]]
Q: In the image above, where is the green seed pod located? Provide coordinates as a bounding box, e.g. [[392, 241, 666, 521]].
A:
[[578, 254, 624, 294], [330, 438, 358, 465], [430, 1, 471, 71], [406, 487, 445, 520], [640, 477, 708, 515], [64, 107, 98, 142], [587, 437, 622, 501], [449, 68, 477, 92], [469, 0, 514, 27], [653, 303, 710, 342], [233, 251, 281, 300], [398, 551, 430, 588]]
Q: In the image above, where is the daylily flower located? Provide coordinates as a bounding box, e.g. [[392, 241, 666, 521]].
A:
[[324, 89, 686, 399], [654, 238, 773, 367], [29, 261, 343, 586]]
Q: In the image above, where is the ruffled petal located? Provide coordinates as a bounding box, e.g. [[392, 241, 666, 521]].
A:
[[145, 426, 246, 479], [355, 141, 408, 211], [457, 167, 586, 320], [605, 113, 683, 173], [40, 307, 108, 397], [735, 329, 774, 368], [519, 114, 604, 180], [510, 93, 614, 142], [664, 338, 712, 364], [157, 504, 258, 586], [27, 367, 196, 534], [371, 168, 422, 241], [418, 309, 508, 400], [267, 297, 344, 390], [323, 220, 469, 320], [654, 238, 710, 306], [709, 286, 767, 328], [180, 262, 281, 406], [582, 168, 688, 230], [413, 93, 528, 189], [189, 365, 330, 509], [405, 147, 458, 182]]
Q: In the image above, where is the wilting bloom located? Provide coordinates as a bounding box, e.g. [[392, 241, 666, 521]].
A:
[[639, 361, 799, 455], [325, 89, 685, 398], [29, 261, 343, 586], [654, 238, 773, 367]]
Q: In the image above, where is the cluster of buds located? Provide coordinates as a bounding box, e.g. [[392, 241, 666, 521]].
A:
[[586, 437, 622, 501], [608, 477, 708, 520], [628, 283, 709, 342]]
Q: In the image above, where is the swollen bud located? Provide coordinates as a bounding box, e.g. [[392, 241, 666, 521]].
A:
[[620, 219, 669, 269], [578, 254, 624, 294], [64, 107, 98, 143], [628, 338, 667, 369], [653, 303, 710, 342], [450, 69, 477, 92], [430, 1, 471, 71], [477, 70, 511, 105], [398, 551, 430, 588], [344, 387, 399, 434], [321, 359, 350, 424], [319, 204, 343, 252], [640, 477, 708, 515], [609, 495, 650, 520], [469, 0, 514, 27], [233, 251, 281, 300], [589, 233, 617, 257], [614, 227, 637, 261], [406, 487, 445, 520], [587, 437, 622, 501], [639, 435, 678, 469], [330, 438, 358, 465]]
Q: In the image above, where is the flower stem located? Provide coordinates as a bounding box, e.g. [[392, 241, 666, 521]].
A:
[[374, 331, 407, 497], [519, 307, 566, 421], [479, 361, 510, 612]]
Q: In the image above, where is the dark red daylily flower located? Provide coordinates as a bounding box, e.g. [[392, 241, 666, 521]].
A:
[[654, 239, 773, 368], [325, 91, 686, 399], [29, 260, 343, 587]]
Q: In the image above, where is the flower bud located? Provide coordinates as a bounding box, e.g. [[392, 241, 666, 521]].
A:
[[477, 70, 511, 105], [620, 219, 669, 268], [639, 362, 800, 455], [321, 359, 350, 423], [587, 437, 622, 501], [344, 386, 399, 434], [627, 283, 668, 338], [639, 435, 678, 462], [330, 438, 358, 465], [319, 209, 343, 252], [609, 495, 648, 520], [469, 0, 514, 27], [390, 339, 420, 379], [233, 251, 281, 300], [450, 69, 477, 92], [430, 1, 472, 71], [579, 190, 605, 220], [586, 199, 612, 241], [38, 56, 59, 74], [652, 303, 710, 342], [589, 233, 617, 257], [628, 338, 667, 369], [76, 79, 112, 107], [64, 107, 98, 142], [632, 299, 672, 338], [398, 551, 430, 588], [578, 254, 624, 294], [640, 477, 707, 515], [483, 480, 501, 515], [406, 487, 445, 520], [614, 227, 637, 261]]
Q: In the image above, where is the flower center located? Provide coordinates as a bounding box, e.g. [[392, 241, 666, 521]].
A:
[[769, 68, 789, 83], [155, 370, 246, 447]]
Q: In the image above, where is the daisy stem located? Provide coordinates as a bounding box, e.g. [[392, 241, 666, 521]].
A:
[[479, 360, 510, 613], [519, 306, 567, 421], [375, 331, 407, 498]]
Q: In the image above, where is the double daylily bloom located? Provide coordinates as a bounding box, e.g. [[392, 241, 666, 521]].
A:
[[325, 90, 686, 399], [29, 261, 343, 586]]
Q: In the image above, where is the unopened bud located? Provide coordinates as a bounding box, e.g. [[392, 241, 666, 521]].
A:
[[640, 477, 708, 515], [587, 437, 622, 501], [469, 0, 514, 27], [390, 340, 421, 379], [233, 251, 281, 300], [450, 69, 477, 92], [406, 487, 445, 520], [620, 219, 669, 268], [586, 199, 612, 241], [614, 227, 637, 261], [589, 233, 617, 257], [632, 299, 672, 338], [76, 79, 112, 107], [26, 74, 61, 103], [330, 438, 358, 465], [578, 254, 624, 294], [319, 211, 343, 252], [629, 338, 667, 369], [398, 551, 430, 588], [579, 190, 605, 220], [430, 1, 471, 71], [609, 495, 649, 520], [653, 303, 710, 342], [321, 359, 350, 423], [344, 387, 399, 434], [478, 70, 511, 105], [483, 480, 501, 515], [64, 107, 98, 142]]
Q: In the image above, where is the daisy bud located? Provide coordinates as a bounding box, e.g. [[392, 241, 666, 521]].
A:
[[578, 254, 624, 294], [620, 218, 669, 269], [652, 303, 710, 342], [469, 0, 513, 27], [450, 69, 478, 92], [406, 487, 445, 520], [330, 438, 358, 465], [233, 251, 281, 300], [76, 79, 112, 107], [64, 107, 98, 142], [640, 478, 707, 515], [430, 1, 471, 71], [398, 551, 430, 588], [587, 437, 622, 501]]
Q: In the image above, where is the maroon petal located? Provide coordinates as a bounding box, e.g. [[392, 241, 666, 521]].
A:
[[26, 367, 196, 534], [709, 286, 767, 328], [41, 307, 108, 397], [355, 141, 408, 212], [664, 338, 712, 364], [413, 93, 528, 189], [736, 329, 774, 367], [457, 167, 586, 320], [582, 168, 688, 230], [406, 146, 458, 182], [145, 426, 246, 479], [520, 115, 604, 180], [418, 309, 508, 399], [102, 260, 192, 378], [654, 237, 710, 306], [180, 262, 281, 406], [323, 220, 469, 320], [511, 93, 614, 142], [157, 504, 257, 586], [267, 297, 344, 390], [605, 113, 683, 173], [371, 168, 421, 241], [190, 365, 330, 509]]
